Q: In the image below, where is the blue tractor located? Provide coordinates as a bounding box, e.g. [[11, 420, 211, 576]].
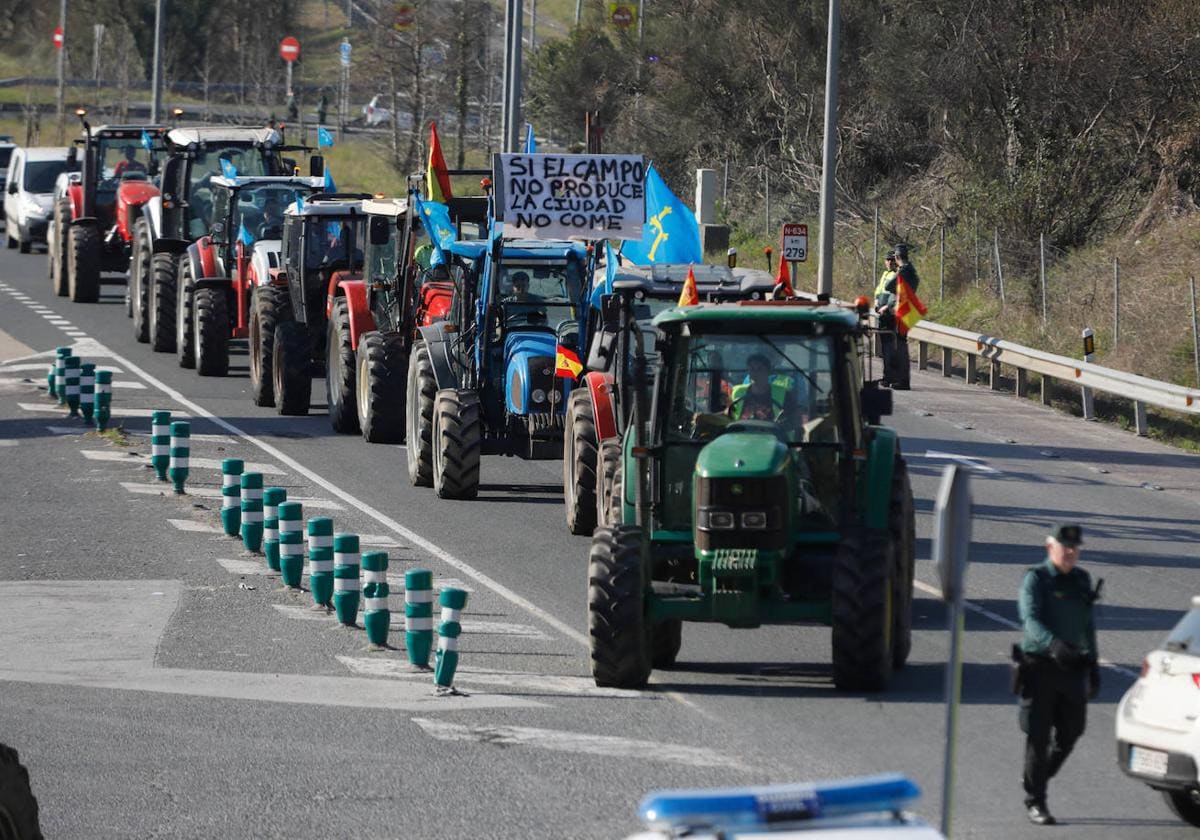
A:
[[405, 223, 591, 499]]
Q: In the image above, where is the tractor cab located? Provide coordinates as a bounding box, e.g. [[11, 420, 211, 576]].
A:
[[207, 175, 323, 279], [280, 194, 369, 331]]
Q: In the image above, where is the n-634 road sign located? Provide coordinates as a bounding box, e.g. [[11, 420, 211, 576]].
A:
[[781, 223, 808, 262]]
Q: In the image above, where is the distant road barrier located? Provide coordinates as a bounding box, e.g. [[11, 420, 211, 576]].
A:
[[907, 321, 1200, 436]]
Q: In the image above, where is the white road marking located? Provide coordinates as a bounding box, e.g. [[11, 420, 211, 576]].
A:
[[56, 427, 229, 442], [118, 481, 344, 509], [167, 518, 225, 534], [340, 657, 637, 697], [412, 719, 748, 769], [79, 449, 283, 473], [915, 451, 1000, 474], [0, 440, 19, 447], [63, 332, 88, 338], [47, 319, 71, 325], [358, 534, 402, 548], [2, 363, 123, 374], [20, 402, 189, 419], [119, 426, 235, 444], [386, 574, 474, 593], [272, 604, 533, 639], [216, 558, 267, 575], [0, 377, 38, 386]]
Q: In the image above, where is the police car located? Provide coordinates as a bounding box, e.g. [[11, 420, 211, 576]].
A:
[[1115, 595, 1200, 827], [624, 775, 945, 839]]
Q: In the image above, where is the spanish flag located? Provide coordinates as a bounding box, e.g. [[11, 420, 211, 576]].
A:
[[426, 121, 453, 203], [555, 344, 583, 379], [895, 276, 927, 336], [678, 265, 699, 306], [774, 251, 795, 298]]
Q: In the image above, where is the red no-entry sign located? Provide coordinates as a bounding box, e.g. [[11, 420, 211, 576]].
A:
[[279, 36, 300, 63], [52, 26, 64, 50]]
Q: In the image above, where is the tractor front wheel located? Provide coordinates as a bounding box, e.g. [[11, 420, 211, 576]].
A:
[[176, 261, 197, 369], [831, 530, 895, 692], [563, 388, 599, 535], [130, 219, 151, 343], [325, 297, 359, 433], [588, 525, 651, 688], [49, 201, 70, 296], [0, 742, 43, 840], [67, 223, 101, 303], [432, 389, 481, 500], [193, 286, 229, 377], [249, 285, 291, 406], [149, 253, 177, 353], [356, 330, 406, 443], [273, 320, 311, 416], [406, 342, 436, 487]]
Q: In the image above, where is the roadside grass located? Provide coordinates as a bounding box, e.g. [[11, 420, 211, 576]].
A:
[[87, 425, 131, 447]]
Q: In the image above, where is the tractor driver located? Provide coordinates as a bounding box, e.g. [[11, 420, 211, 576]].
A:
[[113, 146, 146, 179], [727, 353, 800, 423], [505, 271, 542, 303], [258, 198, 284, 240]]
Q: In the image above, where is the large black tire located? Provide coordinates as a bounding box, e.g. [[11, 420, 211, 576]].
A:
[[273, 319, 311, 416], [249, 285, 291, 406], [325, 297, 360, 433], [406, 342, 436, 487], [563, 388, 599, 535], [356, 330, 406, 443], [176, 260, 197, 369], [0, 742, 44, 840], [193, 286, 230, 377], [588, 525, 651, 688], [67, 223, 101, 303], [1164, 789, 1200, 828], [49, 199, 69, 296], [130, 218, 151, 343], [831, 530, 895, 692], [149, 253, 178, 352], [432, 388, 482, 500], [890, 457, 916, 670], [18, 238, 30, 254], [651, 619, 682, 668], [596, 439, 624, 528]]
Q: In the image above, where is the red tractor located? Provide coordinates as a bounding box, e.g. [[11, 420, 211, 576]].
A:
[[49, 117, 167, 304]]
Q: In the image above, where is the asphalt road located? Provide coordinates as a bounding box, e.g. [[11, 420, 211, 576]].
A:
[[0, 245, 1197, 839]]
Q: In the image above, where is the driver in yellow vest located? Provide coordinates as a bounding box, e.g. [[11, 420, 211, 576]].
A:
[[727, 354, 799, 422]]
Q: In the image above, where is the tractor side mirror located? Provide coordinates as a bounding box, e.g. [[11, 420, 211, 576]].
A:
[[586, 328, 616, 372], [309, 155, 324, 177], [66, 145, 78, 166], [599, 293, 622, 330], [368, 215, 390, 246], [861, 383, 893, 424]]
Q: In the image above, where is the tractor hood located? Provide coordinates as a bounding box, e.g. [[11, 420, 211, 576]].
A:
[[504, 330, 560, 416], [695, 426, 790, 479]]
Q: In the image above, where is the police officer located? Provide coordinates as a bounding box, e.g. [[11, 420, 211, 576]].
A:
[[1017, 524, 1100, 826], [889, 243, 918, 389], [874, 251, 899, 386]]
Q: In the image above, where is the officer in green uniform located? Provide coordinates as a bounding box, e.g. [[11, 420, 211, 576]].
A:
[[874, 251, 899, 385], [1017, 524, 1100, 826]]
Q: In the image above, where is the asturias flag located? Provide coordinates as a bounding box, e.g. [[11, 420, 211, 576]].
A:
[[677, 265, 700, 307], [323, 168, 337, 193], [524, 123, 537, 154], [555, 344, 583, 379], [219, 158, 238, 179], [622, 164, 702, 266], [414, 195, 456, 267], [238, 222, 255, 247], [426, 121, 453, 203], [316, 126, 335, 149], [895, 277, 927, 336]]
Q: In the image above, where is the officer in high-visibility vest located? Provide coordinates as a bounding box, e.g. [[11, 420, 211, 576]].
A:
[[874, 250, 901, 387], [727, 354, 798, 422]]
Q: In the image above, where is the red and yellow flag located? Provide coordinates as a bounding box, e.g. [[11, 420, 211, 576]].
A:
[[774, 252, 795, 298], [555, 344, 583, 379], [895, 277, 927, 336], [678, 265, 699, 306], [426, 121, 453, 203]]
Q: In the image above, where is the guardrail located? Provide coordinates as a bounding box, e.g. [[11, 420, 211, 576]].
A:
[[906, 321, 1200, 436]]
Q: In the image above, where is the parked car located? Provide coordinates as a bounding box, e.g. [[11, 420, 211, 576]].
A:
[[0, 138, 15, 203], [1115, 595, 1200, 827], [4, 146, 76, 253]]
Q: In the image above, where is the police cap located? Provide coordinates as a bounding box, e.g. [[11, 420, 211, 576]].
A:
[[1051, 524, 1083, 547], [893, 243, 909, 258]]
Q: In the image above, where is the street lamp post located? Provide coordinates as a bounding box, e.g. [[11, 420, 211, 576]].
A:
[[815, 0, 840, 301]]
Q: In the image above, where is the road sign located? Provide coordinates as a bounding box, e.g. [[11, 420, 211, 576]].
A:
[[933, 464, 971, 602], [52, 26, 64, 50], [609, 3, 636, 28], [279, 36, 300, 63], [781, 223, 808, 263], [394, 5, 416, 31], [339, 40, 352, 68]]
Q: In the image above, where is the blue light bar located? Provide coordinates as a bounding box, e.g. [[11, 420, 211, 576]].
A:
[[639, 774, 920, 829]]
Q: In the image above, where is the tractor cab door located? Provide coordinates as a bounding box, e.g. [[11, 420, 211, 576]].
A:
[[364, 214, 397, 331], [282, 214, 308, 322], [159, 153, 191, 241]]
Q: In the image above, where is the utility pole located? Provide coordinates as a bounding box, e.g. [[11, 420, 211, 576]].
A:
[[574, 0, 582, 26], [150, 0, 165, 123], [815, 0, 840, 301], [55, 0, 67, 144], [530, 0, 537, 52], [502, 0, 524, 153]]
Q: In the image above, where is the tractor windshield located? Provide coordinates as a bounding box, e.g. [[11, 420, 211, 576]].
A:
[[304, 216, 363, 273], [231, 185, 299, 243], [497, 261, 581, 332], [98, 140, 152, 185], [186, 146, 276, 238]]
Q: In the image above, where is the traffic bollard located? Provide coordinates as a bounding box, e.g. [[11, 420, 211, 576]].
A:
[[434, 587, 469, 690], [405, 568, 434, 667], [54, 347, 69, 404], [361, 551, 390, 647], [263, 487, 287, 572], [277, 501, 304, 589], [93, 370, 112, 431], [168, 421, 190, 494], [306, 517, 334, 608], [63, 356, 80, 417], [240, 472, 264, 553], [150, 410, 171, 481], [79, 363, 95, 423], [220, 459, 244, 537], [332, 533, 361, 627]]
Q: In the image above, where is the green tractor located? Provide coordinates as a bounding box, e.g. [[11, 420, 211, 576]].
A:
[[587, 294, 915, 692]]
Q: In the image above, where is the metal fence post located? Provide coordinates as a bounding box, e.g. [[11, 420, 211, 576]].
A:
[[872, 207, 879, 293], [993, 229, 1005, 304], [939, 225, 945, 302], [1191, 276, 1199, 387], [1081, 328, 1095, 421], [1039, 233, 1047, 327], [973, 211, 979, 287], [764, 170, 771, 238], [1113, 257, 1120, 346]]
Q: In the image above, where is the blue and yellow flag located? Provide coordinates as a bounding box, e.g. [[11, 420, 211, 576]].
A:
[[316, 126, 335, 149], [524, 123, 537, 154], [220, 158, 238, 180], [238, 222, 255, 247], [622, 164, 702, 266], [292, 191, 305, 213], [414, 195, 456, 267], [323, 168, 337, 193], [141, 130, 155, 151]]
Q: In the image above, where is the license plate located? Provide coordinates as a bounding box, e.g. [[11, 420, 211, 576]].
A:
[[1130, 745, 1169, 777]]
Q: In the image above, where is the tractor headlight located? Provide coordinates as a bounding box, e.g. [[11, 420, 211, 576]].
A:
[[531, 388, 546, 404], [699, 509, 736, 530], [548, 388, 561, 404], [740, 510, 768, 530]]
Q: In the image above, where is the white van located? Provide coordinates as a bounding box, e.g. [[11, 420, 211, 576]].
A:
[[4, 146, 76, 253]]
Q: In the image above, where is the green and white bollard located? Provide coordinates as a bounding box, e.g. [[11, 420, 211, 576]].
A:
[[307, 517, 334, 608], [93, 370, 112, 431], [277, 501, 304, 589], [63, 356, 80, 417], [263, 487, 287, 572], [150, 410, 171, 481], [220, 459, 244, 537], [79, 363, 96, 423], [332, 534, 361, 627], [54, 347, 70, 404], [240, 472, 264, 553], [168, 421, 190, 494], [361, 551, 390, 647], [405, 568, 434, 668], [434, 587, 469, 690]]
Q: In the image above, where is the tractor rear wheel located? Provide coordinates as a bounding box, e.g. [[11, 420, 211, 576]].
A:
[[890, 457, 916, 670], [0, 742, 43, 840], [249, 285, 291, 406], [588, 525, 651, 688], [356, 330, 406, 443], [406, 342, 436, 487], [130, 219, 151, 343], [149, 253, 177, 352], [193, 286, 229, 377], [651, 619, 682, 668], [176, 261, 196, 369], [563, 388, 599, 535], [67, 223, 100, 303], [831, 530, 895, 692], [596, 440, 623, 528], [432, 388, 481, 500], [325, 297, 359, 433], [49, 201, 70, 296], [273, 320, 311, 415]]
